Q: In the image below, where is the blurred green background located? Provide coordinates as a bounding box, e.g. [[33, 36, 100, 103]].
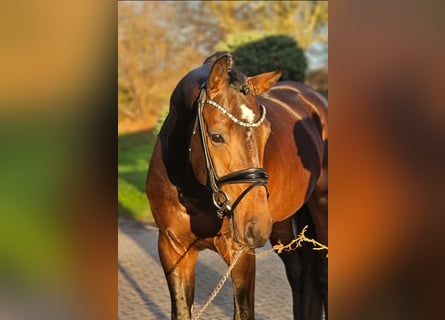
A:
[[118, 130, 155, 223]]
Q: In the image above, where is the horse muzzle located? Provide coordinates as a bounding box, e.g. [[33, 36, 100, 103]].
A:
[[228, 192, 272, 249], [230, 216, 272, 249]]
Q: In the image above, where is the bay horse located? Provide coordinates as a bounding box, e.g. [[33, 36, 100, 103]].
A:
[[146, 52, 328, 320]]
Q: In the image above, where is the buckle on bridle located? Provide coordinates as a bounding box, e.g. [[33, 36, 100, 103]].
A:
[[212, 190, 231, 219]]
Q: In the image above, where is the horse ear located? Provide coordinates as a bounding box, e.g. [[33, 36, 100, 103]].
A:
[[207, 55, 229, 96], [247, 70, 282, 95]]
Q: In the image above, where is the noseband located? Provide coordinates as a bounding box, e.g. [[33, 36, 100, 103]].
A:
[[190, 83, 269, 219]]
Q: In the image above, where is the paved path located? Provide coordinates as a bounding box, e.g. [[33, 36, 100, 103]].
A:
[[118, 218, 293, 319]]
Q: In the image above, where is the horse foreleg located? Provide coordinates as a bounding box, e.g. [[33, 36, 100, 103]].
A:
[[214, 235, 256, 320], [270, 217, 304, 319], [297, 207, 325, 320], [158, 231, 199, 320], [307, 168, 328, 319], [271, 212, 324, 320], [231, 250, 256, 320]]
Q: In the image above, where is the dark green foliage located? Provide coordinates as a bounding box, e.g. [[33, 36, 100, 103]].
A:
[[217, 33, 307, 82]]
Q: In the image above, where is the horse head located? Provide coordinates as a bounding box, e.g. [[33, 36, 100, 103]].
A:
[[189, 53, 281, 248]]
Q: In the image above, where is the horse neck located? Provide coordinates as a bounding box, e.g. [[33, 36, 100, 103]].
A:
[[161, 69, 208, 181]]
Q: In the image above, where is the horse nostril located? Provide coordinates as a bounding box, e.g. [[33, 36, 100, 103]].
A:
[[245, 220, 268, 248], [246, 221, 256, 240]]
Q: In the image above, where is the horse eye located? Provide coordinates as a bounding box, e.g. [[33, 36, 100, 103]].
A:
[[210, 134, 225, 144]]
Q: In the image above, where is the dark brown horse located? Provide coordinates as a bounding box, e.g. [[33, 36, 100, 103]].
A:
[[146, 52, 328, 320]]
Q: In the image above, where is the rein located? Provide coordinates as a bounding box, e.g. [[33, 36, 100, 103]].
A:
[[192, 83, 269, 219]]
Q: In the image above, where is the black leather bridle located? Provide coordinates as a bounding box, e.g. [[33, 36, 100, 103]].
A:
[[189, 83, 269, 219]]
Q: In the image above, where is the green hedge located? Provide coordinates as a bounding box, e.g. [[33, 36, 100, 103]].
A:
[[216, 32, 307, 82]]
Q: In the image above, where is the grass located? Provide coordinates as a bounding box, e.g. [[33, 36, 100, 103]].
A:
[[118, 110, 168, 223], [118, 129, 157, 223]]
